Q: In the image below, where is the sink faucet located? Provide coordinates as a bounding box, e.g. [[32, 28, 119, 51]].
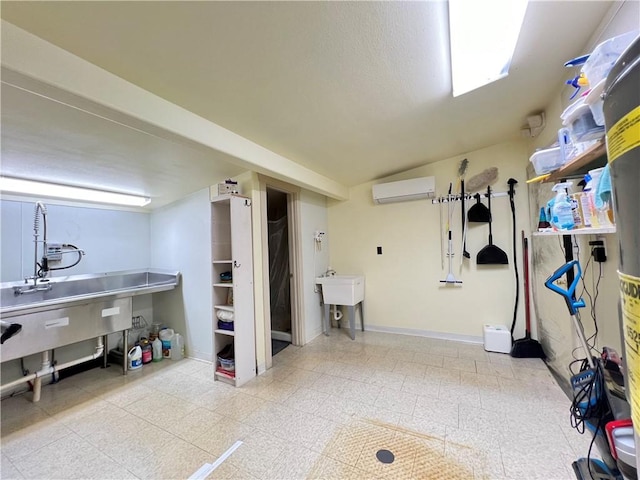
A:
[[14, 278, 53, 295], [13, 202, 54, 296], [325, 268, 336, 277]]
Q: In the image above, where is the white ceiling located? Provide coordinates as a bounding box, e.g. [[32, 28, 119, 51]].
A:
[[0, 1, 615, 208]]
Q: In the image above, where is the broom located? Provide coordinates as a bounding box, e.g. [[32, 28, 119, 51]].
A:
[[511, 233, 545, 358]]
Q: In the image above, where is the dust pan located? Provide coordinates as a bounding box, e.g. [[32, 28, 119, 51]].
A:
[[467, 193, 491, 223], [476, 186, 508, 265]]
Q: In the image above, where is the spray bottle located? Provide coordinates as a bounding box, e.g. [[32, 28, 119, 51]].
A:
[[580, 173, 597, 228], [550, 182, 575, 231]]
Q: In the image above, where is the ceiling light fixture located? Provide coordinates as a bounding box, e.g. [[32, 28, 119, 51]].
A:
[[448, 0, 528, 97], [0, 177, 151, 207]]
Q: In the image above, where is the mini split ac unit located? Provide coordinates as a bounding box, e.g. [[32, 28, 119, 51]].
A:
[[372, 176, 436, 204]]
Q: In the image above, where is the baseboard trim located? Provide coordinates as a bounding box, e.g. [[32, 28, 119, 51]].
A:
[[305, 327, 323, 345], [363, 325, 483, 345], [189, 350, 213, 363]]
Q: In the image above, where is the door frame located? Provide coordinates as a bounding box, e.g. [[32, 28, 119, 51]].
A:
[[259, 175, 304, 369]]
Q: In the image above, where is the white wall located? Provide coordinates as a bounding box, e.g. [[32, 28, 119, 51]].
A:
[[149, 188, 213, 361], [299, 189, 330, 343], [1, 199, 150, 282], [328, 140, 530, 342]]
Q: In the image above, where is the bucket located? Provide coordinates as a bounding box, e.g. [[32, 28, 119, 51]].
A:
[[127, 345, 143, 371]]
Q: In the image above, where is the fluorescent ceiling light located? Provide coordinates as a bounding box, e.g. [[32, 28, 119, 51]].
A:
[[0, 177, 150, 207], [448, 0, 528, 97]]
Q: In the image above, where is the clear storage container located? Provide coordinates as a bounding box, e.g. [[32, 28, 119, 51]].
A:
[[530, 147, 564, 175], [582, 30, 638, 87], [561, 97, 604, 142], [584, 79, 606, 126]]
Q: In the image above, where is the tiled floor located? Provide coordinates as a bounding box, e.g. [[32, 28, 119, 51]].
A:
[[1, 331, 595, 479]]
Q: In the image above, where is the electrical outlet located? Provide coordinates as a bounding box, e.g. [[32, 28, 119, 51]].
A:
[[589, 237, 607, 263]]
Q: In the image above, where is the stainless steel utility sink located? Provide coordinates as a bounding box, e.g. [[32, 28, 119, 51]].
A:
[[1, 269, 180, 317]]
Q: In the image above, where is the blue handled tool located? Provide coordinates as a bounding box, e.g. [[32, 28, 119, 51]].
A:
[[544, 260, 586, 315], [544, 260, 593, 368]]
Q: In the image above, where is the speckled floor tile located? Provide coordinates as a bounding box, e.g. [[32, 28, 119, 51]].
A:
[[163, 407, 224, 442], [227, 428, 287, 477], [0, 332, 592, 480], [283, 386, 329, 414], [128, 436, 211, 480], [11, 433, 137, 480], [1, 454, 24, 480], [1, 416, 72, 462], [401, 376, 440, 397], [191, 417, 254, 456], [374, 388, 417, 415]]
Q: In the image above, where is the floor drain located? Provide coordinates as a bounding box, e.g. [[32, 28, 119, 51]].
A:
[[376, 449, 395, 464]]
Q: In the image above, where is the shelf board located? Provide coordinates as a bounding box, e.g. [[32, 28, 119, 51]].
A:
[[214, 305, 234, 312], [544, 140, 607, 183], [214, 329, 235, 336], [533, 226, 616, 236], [213, 283, 233, 288], [214, 371, 236, 385]]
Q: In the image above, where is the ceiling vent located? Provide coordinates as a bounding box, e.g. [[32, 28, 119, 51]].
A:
[[372, 176, 436, 204]]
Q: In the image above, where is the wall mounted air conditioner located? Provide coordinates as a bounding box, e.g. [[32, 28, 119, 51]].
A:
[[372, 176, 436, 204]]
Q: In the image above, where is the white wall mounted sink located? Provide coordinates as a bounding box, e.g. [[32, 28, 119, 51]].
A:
[[315, 275, 365, 306]]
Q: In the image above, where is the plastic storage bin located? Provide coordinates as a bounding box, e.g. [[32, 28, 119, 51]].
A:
[[584, 79, 606, 126], [530, 146, 564, 175], [218, 357, 235, 371], [582, 30, 638, 87], [561, 98, 604, 142]]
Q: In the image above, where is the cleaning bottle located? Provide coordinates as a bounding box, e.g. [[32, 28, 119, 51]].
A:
[[570, 193, 583, 229], [152, 336, 163, 362], [580, 173, 596, 228], [550, 182, 575, 231], [171, 333, 184, 361], [159, 328, 174, 359], [128, 345, 143, 371], [537, 207, 551, 230]]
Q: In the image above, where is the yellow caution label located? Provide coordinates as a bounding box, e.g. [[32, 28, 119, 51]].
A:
[[619, 271, 640, 428], [607, 105, 640, 164]]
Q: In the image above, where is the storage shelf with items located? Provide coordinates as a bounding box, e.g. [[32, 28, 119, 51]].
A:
[[211, 194, 255, 387], [531, 135, 615, 236]]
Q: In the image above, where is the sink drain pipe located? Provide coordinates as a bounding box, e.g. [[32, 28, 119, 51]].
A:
[[1, 337, 105, 401], [332, 305, 343, 328]]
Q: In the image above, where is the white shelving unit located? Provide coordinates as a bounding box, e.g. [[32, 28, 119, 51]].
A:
[[211, 194, 256, 387]]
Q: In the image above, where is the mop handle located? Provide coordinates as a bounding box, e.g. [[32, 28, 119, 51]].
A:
[[544, 260, 586, 315]]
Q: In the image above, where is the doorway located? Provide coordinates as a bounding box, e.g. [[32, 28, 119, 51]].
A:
[[266, 188, 292, 356]]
